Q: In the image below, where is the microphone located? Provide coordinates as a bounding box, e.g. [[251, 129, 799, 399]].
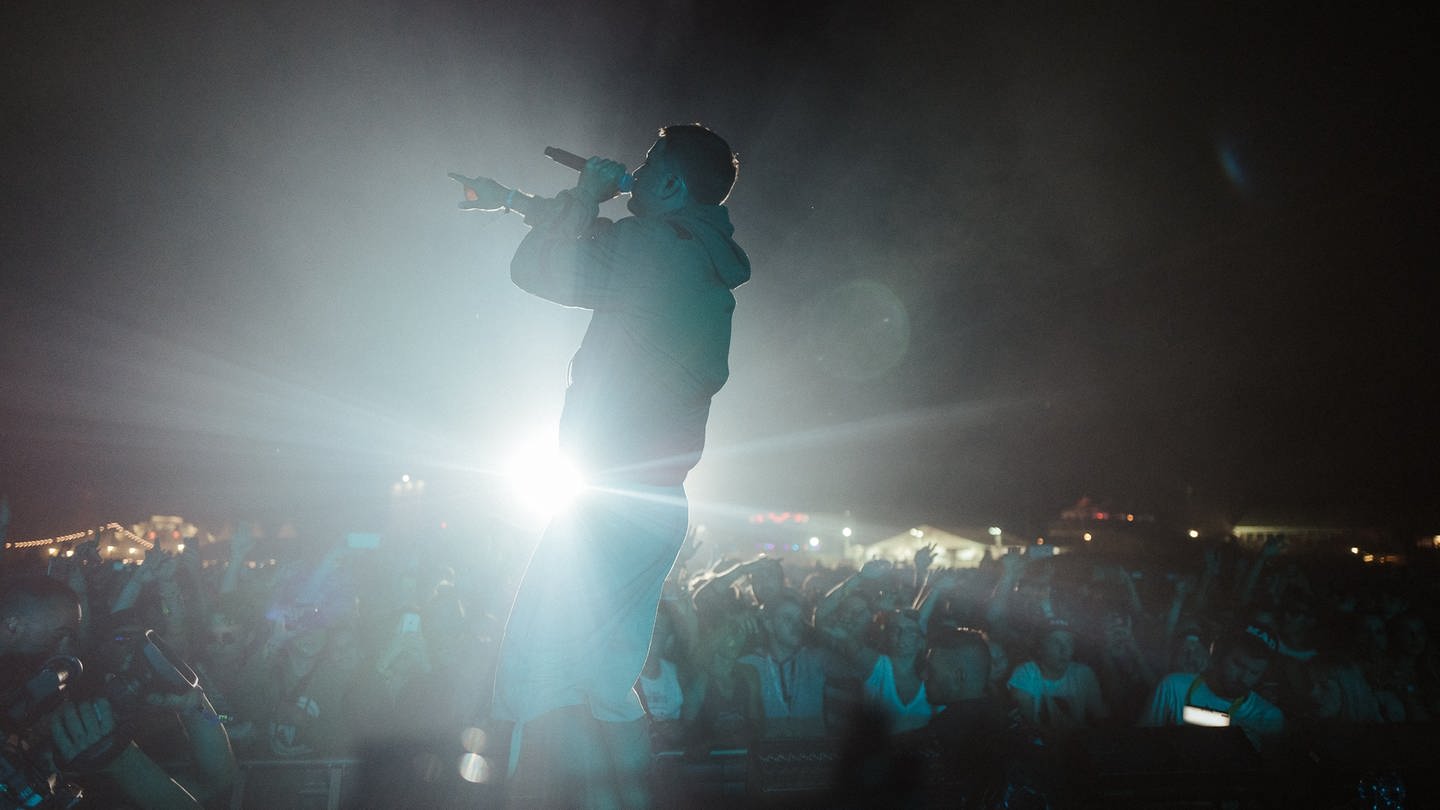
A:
[[544, 147, 633, 193]]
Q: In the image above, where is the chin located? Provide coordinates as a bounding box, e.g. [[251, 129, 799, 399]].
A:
[[627, 196, 645, 217]]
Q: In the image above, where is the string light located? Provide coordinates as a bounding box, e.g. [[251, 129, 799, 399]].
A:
[[3, 522, 155, 552]]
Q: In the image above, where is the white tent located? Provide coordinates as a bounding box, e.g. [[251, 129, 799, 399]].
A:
[[849, 524, 1020, 569]]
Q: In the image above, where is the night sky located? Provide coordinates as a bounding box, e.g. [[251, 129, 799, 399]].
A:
[[2, 2, 1435, 541]]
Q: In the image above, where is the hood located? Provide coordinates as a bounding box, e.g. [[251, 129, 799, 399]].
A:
[[667, 204, 751, 290]]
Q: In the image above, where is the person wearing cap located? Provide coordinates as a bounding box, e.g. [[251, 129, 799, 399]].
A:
[[1006, 617, 1108, 732], [1139, 624, 1285, 748]]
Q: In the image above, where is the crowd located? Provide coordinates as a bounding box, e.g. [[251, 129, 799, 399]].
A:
[[3, 515, 1438, 808]]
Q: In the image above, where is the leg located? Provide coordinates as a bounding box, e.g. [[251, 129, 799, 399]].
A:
[[598, 717, 653, 810]]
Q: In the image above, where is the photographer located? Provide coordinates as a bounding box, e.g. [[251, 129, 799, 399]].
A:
[[81, 610, 238, 806], [2, 574, 205, 809]]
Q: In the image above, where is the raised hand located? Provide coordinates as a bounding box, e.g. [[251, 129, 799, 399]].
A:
[[914, 543, 938, 571], [50, 699, 126, 770], [448, 173, 510, 211]]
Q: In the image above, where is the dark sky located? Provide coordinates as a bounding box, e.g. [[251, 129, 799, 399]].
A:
[[2, 1, 1435, 540]]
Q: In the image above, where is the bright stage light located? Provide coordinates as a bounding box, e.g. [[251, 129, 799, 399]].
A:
[[457, 752, 492, 783], [504, 439, 584, 525]]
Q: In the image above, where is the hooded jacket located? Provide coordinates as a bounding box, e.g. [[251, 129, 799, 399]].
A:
[[511, 190, 751, 485]]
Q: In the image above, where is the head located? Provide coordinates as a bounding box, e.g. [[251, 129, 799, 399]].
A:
[[0, 575, 81, 663], [924, 627, 992, 706], [1207, 626, 1276, 699], [1036, 621, 1076, 678], [1171, 631, 1211, 675], [201, 596, 257, 667], [1307, 656, 1382, 723], [834, 594, 874, 639], [759, 592, 808, 654], [705, 611, 753, 665], [1277, 595, 1317, 647], [627, 124, 738, 217], [874, 609, 926, 662], [747, 558, 786, 607]]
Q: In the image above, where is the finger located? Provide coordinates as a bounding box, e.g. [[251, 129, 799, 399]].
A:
[[51, 713, 78, 757], [93, 698, 115, 734], [77, 700, 105, 738], [56, 701, 86, 741], [448, 173, 482, 202]]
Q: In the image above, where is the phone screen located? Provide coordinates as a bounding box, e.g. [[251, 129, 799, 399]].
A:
[[1182, 705, 1230, 727]]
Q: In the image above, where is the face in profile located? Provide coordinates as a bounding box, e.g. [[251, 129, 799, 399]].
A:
[[627, 141, 668, 217]]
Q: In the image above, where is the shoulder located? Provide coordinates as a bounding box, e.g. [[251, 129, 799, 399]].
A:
[[1008, 661, 1041, 689], [1241, 691, 1282, 720]]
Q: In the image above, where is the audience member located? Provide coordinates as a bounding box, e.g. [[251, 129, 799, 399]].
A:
[[1140, 623, 1285, 748], [1008, 617, 1108, 732], [739, 590, 829, 738]]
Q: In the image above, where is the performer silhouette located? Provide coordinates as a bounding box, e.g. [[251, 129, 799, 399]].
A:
[[452, 124, 748, 808]]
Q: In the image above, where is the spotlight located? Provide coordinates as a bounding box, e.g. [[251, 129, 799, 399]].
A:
[[505, 438, 584, 525]]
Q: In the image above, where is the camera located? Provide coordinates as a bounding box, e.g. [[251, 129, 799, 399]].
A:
[[93, 629, 199, 713], [0, 656, 86, 809]]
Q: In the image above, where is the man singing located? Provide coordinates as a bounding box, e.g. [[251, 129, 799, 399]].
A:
[[452, 124, 749, 807]]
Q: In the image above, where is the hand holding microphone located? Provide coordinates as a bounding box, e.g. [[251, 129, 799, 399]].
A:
[[450, 146, 631, 212], [544, 147, 633, 195]]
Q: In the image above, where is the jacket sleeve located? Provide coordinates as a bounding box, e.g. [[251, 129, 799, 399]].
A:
[[510, 190, 633, 310]]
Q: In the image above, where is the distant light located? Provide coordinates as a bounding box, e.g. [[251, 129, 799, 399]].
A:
[[48, 547, 58, 556], [64, 549, 75, 557], [106, 545, 116, 553], [1350, 547, 1360, 555], [910, 528, 925, 538], [1362, 554, 1375, 563], [808, 537, 820, 548], [790, 544, 800, 552], [1036, 537, 1045, 545], [1188, 530, 1200, 539], [1126, 514, 1135, 522], [764, 543, 774, 551], [401, 474, 411, 483], [128, 547, 137, 555], [841, 527, 853, 538], [1083, 533, 1092, 542], [457, 753, 491, 783], [176, 543, 186, 552], [988, 527, 1002, 537]]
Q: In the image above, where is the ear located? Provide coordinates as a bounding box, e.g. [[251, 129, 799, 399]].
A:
[[661, 172, 688, 202]]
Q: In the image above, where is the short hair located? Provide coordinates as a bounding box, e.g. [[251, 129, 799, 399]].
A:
[[925, 626, 991, 676], [1215, 622, 1278, 662], [657, 124, 738, 205]]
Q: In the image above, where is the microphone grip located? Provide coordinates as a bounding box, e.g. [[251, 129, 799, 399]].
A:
[[544, 147, 633, 193]]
